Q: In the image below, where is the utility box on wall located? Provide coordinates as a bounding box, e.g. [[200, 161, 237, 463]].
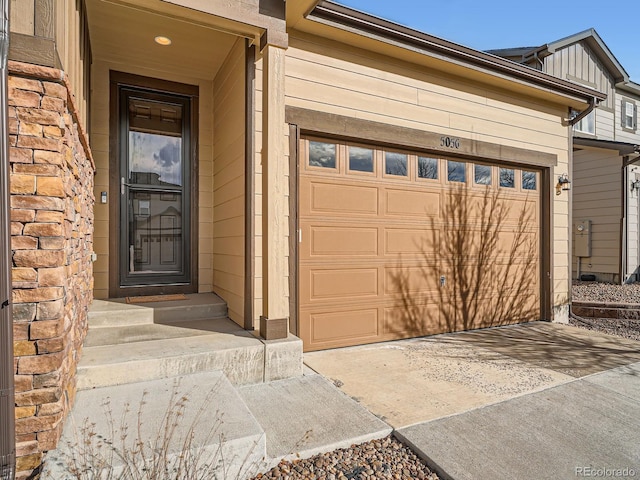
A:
[[575, 220, 592, 257]]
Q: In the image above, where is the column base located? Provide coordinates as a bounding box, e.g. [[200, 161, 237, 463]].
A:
[[260, 315, 288, 340]]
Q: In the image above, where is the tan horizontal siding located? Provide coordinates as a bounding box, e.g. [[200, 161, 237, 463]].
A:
[[213, 39, 245, 324]]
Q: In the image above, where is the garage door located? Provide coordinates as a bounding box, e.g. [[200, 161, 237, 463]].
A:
[[299, 137, 541, 351]]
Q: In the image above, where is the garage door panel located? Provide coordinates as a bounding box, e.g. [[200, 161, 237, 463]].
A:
[[302, 266, 379, 302], [385, 188, 440, 218], [306, 225, 379, 258], [384, 228, 438, 256], [301, 307, 380, 350], [384, 266, 439, 295], [382, 304, 440, 337], [502, 198, 539, 224], [303, 179, 379, 217]]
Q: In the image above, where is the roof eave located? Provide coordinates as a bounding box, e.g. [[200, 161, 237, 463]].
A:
[[547, 29, 628, 84], [574, 137, 640, 156], [309, 1, 606, 105]]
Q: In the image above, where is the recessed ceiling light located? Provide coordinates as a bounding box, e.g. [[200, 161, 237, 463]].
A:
[[154, 36, 172, 46]]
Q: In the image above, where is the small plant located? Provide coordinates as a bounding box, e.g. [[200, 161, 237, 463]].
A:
[[47, 379, 262, 480]]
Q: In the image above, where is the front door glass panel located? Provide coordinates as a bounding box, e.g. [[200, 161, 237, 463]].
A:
[[120, 89, 191, 287]]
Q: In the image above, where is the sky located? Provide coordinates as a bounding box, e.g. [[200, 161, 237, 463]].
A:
[[337, 1, 640, 82]]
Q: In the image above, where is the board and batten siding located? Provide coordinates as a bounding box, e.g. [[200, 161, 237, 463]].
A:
[[10, 0, 91, 131], [90, 61, 215, 298], [572, 147, 621, 280], [285, 32, 573, 317], [543, 41, 615, 110], [10, 0, 35, 35], [213, 39, 246, 324]]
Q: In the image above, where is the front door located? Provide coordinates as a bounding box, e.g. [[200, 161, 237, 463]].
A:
[[113, 78, 197, 295]]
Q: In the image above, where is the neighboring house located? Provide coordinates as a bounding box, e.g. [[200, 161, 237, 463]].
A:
[[490, 29, 640, 283], [3, 0, 603, 477]]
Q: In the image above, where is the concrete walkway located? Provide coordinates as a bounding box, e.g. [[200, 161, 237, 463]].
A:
[[305, 322, 640, 479]]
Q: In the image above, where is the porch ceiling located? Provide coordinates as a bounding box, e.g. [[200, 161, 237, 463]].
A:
[[85, 0, 239, 81]]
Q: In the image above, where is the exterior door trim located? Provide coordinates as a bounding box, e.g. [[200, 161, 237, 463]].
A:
[[109, 71, 199, 298]]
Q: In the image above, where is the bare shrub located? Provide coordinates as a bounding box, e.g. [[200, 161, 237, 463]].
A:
[[47, 380, 261, 480]]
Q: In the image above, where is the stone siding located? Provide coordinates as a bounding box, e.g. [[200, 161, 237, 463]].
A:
[[8, 61, 95, 479]]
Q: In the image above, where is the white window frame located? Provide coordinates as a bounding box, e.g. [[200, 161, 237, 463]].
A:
[[622, 99, 637, 132], [574, 109, 595, 135]]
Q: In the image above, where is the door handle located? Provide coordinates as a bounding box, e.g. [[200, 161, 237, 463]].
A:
[[121, 177, 133, 195]]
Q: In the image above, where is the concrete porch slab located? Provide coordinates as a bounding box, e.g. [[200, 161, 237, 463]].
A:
[[238, 373, 392, 467], [42, 371, 267, 479]]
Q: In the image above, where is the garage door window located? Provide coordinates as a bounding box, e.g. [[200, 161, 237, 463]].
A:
[[499, 168, 515, 188], [474, 164, 492, 185], [418, 157, 438, 180], [385, 152, 408, 176], [349, 146, 374, 173], [309, 141, 336, 169], [448, 160, 466, 183], [522, 171, 537, 190]]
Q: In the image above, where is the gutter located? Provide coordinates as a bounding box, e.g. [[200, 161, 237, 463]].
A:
[[0, 0, 15, 478], [568, 96, 599, 127], [309, 1, 607, 105]]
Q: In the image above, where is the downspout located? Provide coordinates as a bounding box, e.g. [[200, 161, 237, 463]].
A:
[[568, 96, 598, 127], [0, 0, 15, 478], [622, 159, 627, 284], [623, 148, 640, 283]]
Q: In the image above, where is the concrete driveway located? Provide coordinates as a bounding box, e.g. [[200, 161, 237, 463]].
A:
[[304, 322, 640, 479]]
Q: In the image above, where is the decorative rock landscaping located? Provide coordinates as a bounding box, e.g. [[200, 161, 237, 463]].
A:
[[253, 436, 439, 480]]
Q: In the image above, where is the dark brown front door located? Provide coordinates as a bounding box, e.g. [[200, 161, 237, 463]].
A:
[[110, 73, 199, 297]]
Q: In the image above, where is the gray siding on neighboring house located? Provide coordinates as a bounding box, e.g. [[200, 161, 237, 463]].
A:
[[572, 147, 621, 281], [615, 88, 640, 279], [614, 90, 640, 143], [593, 109, 615, 141], [543, 42, 615, 110]]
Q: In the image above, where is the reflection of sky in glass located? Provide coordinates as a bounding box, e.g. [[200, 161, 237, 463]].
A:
[[418, 157, 438, 179], [500, 168, 515, 188], [575, 110, 595, 134], [129, 132, 182, 186], [349, 146, 374, 172], [474, 165, 491, 185], [385, 152, 407, 176], [522, 171, 537, 190], [309, 141, 336, 168], [448, 161, 466, 182]]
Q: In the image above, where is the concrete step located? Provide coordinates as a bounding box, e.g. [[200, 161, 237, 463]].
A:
[[84, 318, 243, 347], [88, 299, 154, 327], [42, 371, 267, 480], [89, 293, 228, 327], [78, 322, 266, 389], [239, 372, 392, 468]]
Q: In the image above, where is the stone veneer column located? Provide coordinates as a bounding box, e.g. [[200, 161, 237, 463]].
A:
[[7, 61, 94, 479]]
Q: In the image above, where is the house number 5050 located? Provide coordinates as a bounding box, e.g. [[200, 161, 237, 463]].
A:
[[440, 136, 461, 149]]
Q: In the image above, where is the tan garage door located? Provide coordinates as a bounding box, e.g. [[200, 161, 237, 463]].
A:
[[299, 137, 541, 351]]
